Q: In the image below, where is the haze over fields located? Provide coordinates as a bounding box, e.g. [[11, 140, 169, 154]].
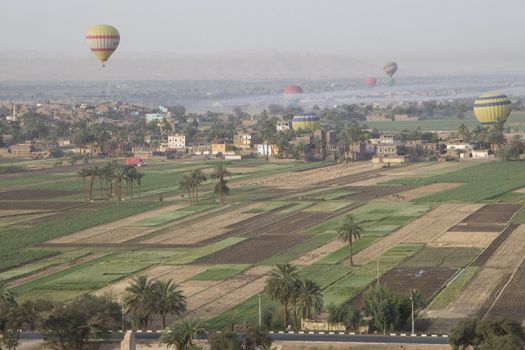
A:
[[1, 0, 525, 80]]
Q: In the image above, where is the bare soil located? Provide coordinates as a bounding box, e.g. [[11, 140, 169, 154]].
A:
[[196, 235, 311, 264]]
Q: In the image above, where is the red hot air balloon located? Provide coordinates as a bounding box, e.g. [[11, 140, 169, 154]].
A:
[[284, 85, 303, 94], [365, 77, 377, 88]]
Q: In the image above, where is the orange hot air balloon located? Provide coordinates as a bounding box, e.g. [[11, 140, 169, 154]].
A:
[[365, 77, 377, 88], [86, 24, 120, 66]]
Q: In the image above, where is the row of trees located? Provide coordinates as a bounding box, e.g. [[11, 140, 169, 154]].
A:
[[449, 318, 525, 350], [77, 160, 144, 201], [179, 164, 232, 204]]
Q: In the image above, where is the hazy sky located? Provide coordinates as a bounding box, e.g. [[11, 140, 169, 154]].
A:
[[1, 0, 524, 79]]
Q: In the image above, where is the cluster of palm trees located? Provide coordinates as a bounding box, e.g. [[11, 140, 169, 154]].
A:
[[178, 164, 232, 205], [77, 160, 144, 202], [178, 169, 207, 204], [123, 275, 186, 329], [264, 264, 323, 330]]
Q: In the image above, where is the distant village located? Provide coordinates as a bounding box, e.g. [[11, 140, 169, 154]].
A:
[[0, 99, 519, 167]]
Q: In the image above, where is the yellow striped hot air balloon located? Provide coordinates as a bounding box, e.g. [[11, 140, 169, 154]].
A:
[[86, 25, 120, 66], [473, 92, 512, 125]]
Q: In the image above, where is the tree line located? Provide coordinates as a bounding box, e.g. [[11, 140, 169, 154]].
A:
[[77, 160, 145, 201], [179, 164, 232, 204]]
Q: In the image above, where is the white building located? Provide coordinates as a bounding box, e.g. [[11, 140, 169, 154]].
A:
[[276, 120, 290, 131], [167, 134, 186, 149], [256, 144, 276, 157]]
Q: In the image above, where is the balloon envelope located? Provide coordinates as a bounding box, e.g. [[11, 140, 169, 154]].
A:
[[284, 85, 303, 94], [383, 62, 398, 77], [292, 113, 320, 132], [365, 77, 377, 88], [473, 92, 511, 125], [86, 24, 120, 65]]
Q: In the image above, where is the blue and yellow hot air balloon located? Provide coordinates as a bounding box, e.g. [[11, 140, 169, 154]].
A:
[[473, 92, 511, 125], [292, 113, 320, 132]]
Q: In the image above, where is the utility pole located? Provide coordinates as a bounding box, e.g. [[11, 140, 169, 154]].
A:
[[258, 294, 262, 327]]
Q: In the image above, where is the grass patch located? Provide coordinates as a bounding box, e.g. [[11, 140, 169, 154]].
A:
[[130, 204, 217, 227], [173, 237, 247, 264], [387, 162, 525, 202], [318, 236, 379, 265], [191, 264, 251, 281], [322, 244, 423, 305], [299, 264, 353, 289], [400, 247, 481, 268], [303, 201, 353, 213], [427, 266, 478, 310], [0, 250, 91, 281], [0, 201, 166, 270]]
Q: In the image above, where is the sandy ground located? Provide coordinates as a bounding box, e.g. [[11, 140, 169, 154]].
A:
[[233, 162, 376, 188], [184, 266, 271, 320], [351, 162, 462, 186], [404, 204, 483, 244], [386, 183, 460, 201], [352, 203, 480, 266], [425, 225, 525, 326], [142, 202, 261, 245], [428, 231, 499, 249], [48, 203, 187, 244], [95, 265, 210, 298]]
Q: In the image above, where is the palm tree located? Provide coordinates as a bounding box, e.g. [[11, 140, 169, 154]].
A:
[[0, 279, 16, 306], [264, 263, 299, 329], [179, 175, 193, 203], [295, 279, 323, 320], [153, 279, 187, 329], [123, 275, 156, 329], [87, 165, 99, 202], [211, 164, 232, 204], [126, 166, 138, 198], [244, 326, 273, 350], [113, 164, 125, 201], [190, 169, 207, 204], [77, 168, 89, 201], [136, 172, 144, 198], [160, 318, 204, 350], [337, 214, 363, 266]]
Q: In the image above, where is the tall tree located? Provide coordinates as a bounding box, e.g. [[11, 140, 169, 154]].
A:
[[264, 264, 299, 329], [153, 279, 187, 329], [123, 275, 156, 329], [337, 214, 363, 266], [189, 169, 207, 204], [135, 171, 144, 198], [211, 164, 232, 204], [160, 318, 204, 350], [179, 175, 193, 203], [77, 168, 90, 201], [295, 279, 323, 320], [41, 295, 121, 350], [244, 326, 273, 350]]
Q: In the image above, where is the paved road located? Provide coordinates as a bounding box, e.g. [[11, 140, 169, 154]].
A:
[[18, 331, 449, 345]]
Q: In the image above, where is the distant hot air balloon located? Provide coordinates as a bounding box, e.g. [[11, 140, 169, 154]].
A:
[[284, 85, 303, 94], [383, 62, 398, 77], [473, 92, 511, 125], [86, 24, 120, 66], [365, 77, 377, 88]]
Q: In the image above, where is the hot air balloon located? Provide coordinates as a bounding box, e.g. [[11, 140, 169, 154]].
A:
[[473, 92, 511, 125], [284, 85, 303, 94], [383, 62, 398, 77], [86, 25, 120, 66], [365, 77, 377, 88], [292, 113, 320, 132]]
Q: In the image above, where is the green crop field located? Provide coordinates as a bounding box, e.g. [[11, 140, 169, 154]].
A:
[[191, 264, 251, 281], [387, 161, 525, 202], [400, 247, 481, 268]]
